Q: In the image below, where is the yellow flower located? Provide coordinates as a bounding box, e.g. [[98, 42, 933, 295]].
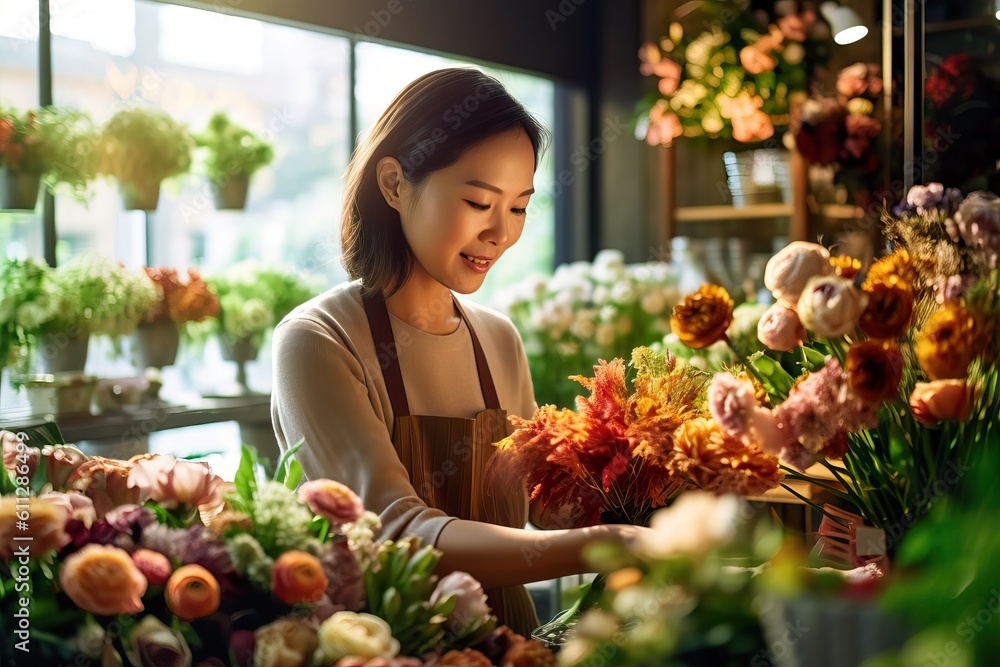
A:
[[670, 284, 734, 349], [915, 305, 977, 380], [863, 249, 915, 290], [830, 255, 862, 279]]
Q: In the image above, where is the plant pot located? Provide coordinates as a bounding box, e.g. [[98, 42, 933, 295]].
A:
[[213, 174, 250, 210], [120, 180, 161, 211], [37, 331, 90, 374], [219, 334, 259, 364], [17, 372, 97, 417], [133, 319, 181, 369], [0, 167, 41, 211]]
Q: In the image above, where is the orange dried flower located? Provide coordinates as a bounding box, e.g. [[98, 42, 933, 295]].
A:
[[915, 305, 977, 380], [859, 281, 914, 339], [830, 255, 862, 279], [863, 249, 915, 290], [846, 341, 904, 403], [670, 418, 782, 496], [670, 284, 734, 349]]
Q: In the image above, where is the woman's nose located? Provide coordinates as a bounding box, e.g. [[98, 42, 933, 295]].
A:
[[481, 209, 509, 247]]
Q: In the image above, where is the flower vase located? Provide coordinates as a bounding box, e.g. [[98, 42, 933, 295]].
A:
[[215, 334, 262, 396], [0, 167, 41, 211], [132, 319, 181, 369], [120, 180, 161, 211], [213, 174, 250, 210], [38, 331, 90, 374]]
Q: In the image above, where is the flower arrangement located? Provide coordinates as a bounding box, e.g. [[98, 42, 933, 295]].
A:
[[99, 106, 194, 210], [141, 267, 220, 326], [497, 250, 681, 408], [790, 62, 883, 193], [0, 106, 101, 203], [0, 257, 56, 373], [487, 345, 783, 528], [0, 432, 557, 666], [636, 3, 829, 146], [657, 301, 768, 373], [668, 183, 1000, 545], [203, 261, 319, 349], [196, 111, 274, 209]]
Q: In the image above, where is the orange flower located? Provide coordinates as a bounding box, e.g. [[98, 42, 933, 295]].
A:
[[909, 380, 975, 425], [59, 544, 147, 615], [670, 418, 782, 496], [846, 341, 904, 403], [740, 45, 776, 75], [859, 281, 914, 339], [670, 284, 734, 349], [166, 564, 221, 621], [863, 249, 915, 290], [915, 305, 977, 380], [830, 255, 862, 279], [272, 550, 328, 606], [65, 456, 145, 518], [0, 497, 70, 559]]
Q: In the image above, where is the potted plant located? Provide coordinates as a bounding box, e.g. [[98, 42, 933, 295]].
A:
[[99, 106, 194, 211], [196, 111, 274, 210], [0, 106, 102, 210], [134, 266, 220, 369]]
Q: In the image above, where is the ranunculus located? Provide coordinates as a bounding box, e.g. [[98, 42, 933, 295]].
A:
[[670, 284, 734, 349], [133, 548, 173, 586], [129, 454, 224, 510], [637, 491, 743, 559], [765, 242, 833, 304], [318, 612, 400, 664], [59, 544, 147, 615], [125, 615, 192, 667], [297, 479, 364, 527], [66, 457, 145, 518], [910, 380, 975, 425], [271, 550, 328, 606], [757, 302, 806, 351], [846, 341, 904, 403], [431, 572, 492, 635], [915, 305, 976, 380], [165, 564, 220, 621], [859, 281, 914, 340], [0, 497, 70, 559], [254, 617, 318, 667], [797, 275, 868, 338], [38, 491, 97, 529]]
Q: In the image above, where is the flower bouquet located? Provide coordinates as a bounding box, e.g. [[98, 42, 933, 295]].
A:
[[135, 267, 220, 369], [636, 3, 829, 146], [195, 112, 275, 210], [0, 431, 557, 666], [497, 250, 681, 409], [669, 183, 1000, 556]]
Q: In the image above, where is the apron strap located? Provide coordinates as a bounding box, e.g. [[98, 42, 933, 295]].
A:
[[361, 290, 502, 414], [362, 291, 411, 417]]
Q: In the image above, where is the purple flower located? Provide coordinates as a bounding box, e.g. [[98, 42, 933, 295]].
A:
[[708, 373, 759, 438], [104, 504, 155, 534], [140, 523, 187, 561], [906, 183, 945, 210], [183, 526, 237, 591]]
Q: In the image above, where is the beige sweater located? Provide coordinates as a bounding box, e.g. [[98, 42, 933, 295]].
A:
[[271, 281, 537, 547]]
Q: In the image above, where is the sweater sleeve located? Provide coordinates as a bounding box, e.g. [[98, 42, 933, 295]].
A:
[[270, 317, 456, 546]]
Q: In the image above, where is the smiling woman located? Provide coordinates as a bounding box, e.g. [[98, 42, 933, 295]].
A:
[[271, 68, 650, 637]]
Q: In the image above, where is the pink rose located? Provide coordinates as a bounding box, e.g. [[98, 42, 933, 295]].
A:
[[764, 242, 833, 304], [128, 454, 224, 510], [298, 479, 364, 527], [42, 444, 90, 490], [909, 380, 975, 425], [757, 303, 806, 351], [431, 572, 492, 635]]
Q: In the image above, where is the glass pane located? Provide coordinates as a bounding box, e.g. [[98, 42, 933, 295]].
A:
[[354, 42, 556, 307]]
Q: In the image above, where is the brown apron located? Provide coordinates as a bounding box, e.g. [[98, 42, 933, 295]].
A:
[[362, 292, 540, 637]]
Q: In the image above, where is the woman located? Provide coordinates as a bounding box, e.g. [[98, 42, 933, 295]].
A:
[[271, 68, 646, 636]]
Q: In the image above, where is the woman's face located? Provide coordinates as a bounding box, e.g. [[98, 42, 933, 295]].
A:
[[397, 129, 536, 294]]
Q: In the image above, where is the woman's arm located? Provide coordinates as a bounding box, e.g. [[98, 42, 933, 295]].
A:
[[435, 520, 643, 589]]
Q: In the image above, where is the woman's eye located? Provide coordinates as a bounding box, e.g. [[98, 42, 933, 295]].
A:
[[511, 207, 527, 217], [465, 200, 490, 211]]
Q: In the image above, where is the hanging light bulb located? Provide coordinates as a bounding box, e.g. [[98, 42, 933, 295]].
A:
[[820, 2, 869, 45]]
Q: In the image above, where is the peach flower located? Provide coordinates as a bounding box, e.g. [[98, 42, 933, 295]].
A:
[[910, 380, 975, 425], [38, 491, 97, 529], [757, 303, 806, 351], [764, 242, 833, 304], [272, 550, 329, 606], [42, 444, 89, 490], [298, 479, 364, 527], [0, 497, 70, 559], [66, 457, 145, 518], [132, 548, 173, 586], [128, 454, 224, 510], [59, 544, 147, 615], [165, 564, 221, 621], [645, 100, 683, 147]]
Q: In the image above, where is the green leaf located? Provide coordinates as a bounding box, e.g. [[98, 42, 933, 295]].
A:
[[382, 587, 402, 622], [745, 351, 796, 401], [273, 438, 304, 484], [233, 444, 259, 505], [283, 460, 303, 491]]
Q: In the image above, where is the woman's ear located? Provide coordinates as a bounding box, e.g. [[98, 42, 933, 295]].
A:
[[376, 157, 405, 212]]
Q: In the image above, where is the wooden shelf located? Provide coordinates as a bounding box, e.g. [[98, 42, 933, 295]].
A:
[[675, 203, 860, 223], [925, 17, 1000, 33]]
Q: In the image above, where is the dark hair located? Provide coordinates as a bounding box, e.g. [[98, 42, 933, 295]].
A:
[[340, 68, 550, 298]]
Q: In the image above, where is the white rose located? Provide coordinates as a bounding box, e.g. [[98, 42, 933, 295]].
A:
[[317, 611, 399, 663], [636, 491, 743, 559], [797, 275, 868, 338]]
